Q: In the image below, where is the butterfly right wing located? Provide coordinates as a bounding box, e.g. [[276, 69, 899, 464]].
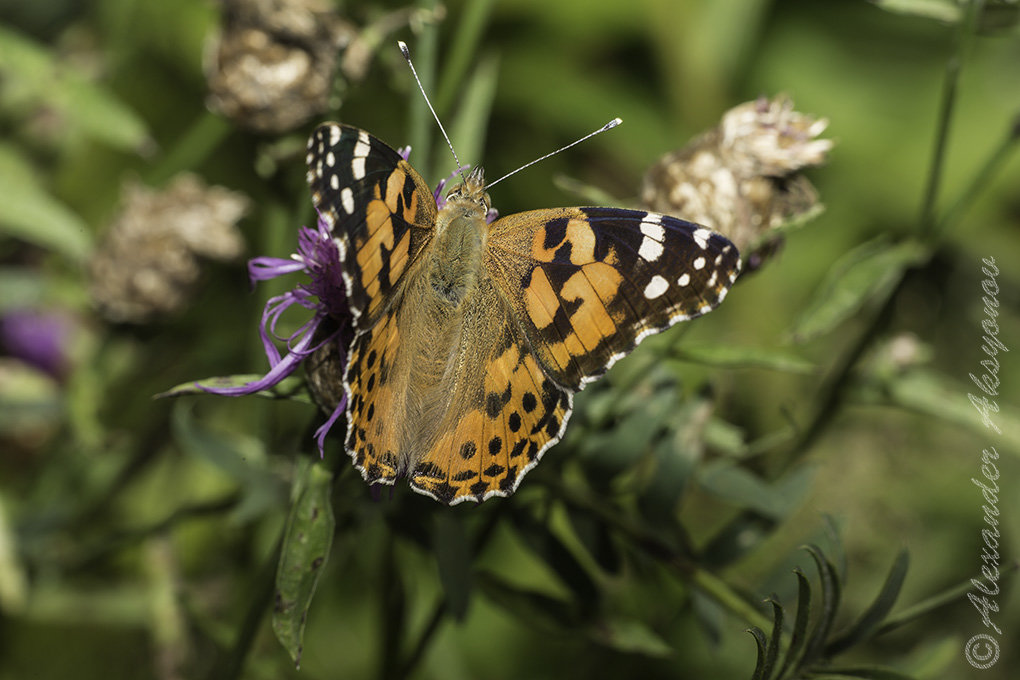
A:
[[306, 123, 438, 327]]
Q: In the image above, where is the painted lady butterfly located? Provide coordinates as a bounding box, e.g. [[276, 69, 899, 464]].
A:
[[306, 122, 740, 504]]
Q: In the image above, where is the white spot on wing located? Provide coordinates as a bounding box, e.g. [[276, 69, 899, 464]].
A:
[[330, 174, 339, 190], [677, 273, 690, 287], [644, 275, 669, 299], [354, 131, 370, 159], [693, 228, 711, 249], [694, 257, 706, 270], [639, 237, 664, 261], [352, 157, 366, 180], [329, 125, 341, 146], [341, 187, 355, 215]]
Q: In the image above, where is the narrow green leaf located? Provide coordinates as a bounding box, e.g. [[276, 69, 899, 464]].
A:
[[511, 509, 599, 614], [875, 566, 1017, 636], [435, 0, 497, 114], [826, 550, 909, 655], [776, 568, 813, 680], [565, 506, 622, 574], [673, 345, 814, 374], [432, 513, 473, 621], [444, 53, 499, 176], [271, 461, 335, 668], [156, 374, 313, 404], [801, 545, 842, 666], [870, 0, 960, 23], [588, 618, 674, 658], [762, 597, 784, 680], [0, 144, 93, 262], [879, 369, 1020, 457], [747, 626, 769, 680], [696, 462, 812, 520], [791, 238, 928, 342], [638, 398, 708, 526]]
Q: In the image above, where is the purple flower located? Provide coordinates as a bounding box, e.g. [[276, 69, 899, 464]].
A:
[[201, 214, 349, 453], [0, 310, 75, 379]]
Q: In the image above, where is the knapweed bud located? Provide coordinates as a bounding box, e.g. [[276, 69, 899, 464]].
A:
[[89, 174, 249, 323], [204, 0, 356, 133], [642, 95, 832, 271]]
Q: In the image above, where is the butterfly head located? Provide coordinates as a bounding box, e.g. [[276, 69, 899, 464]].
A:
[[443, 166, 491, 219]]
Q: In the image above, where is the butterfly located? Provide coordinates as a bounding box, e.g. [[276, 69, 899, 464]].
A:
[[306, 123, 740, 504]]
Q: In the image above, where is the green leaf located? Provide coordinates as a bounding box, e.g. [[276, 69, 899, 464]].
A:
[[511, 509, 598, 614], [826, 550, 909, 655], [0, 25, 150, 152], [475, 571, 580, 631], [637, 398, 709, 526], [872, 0, 1020, 33], [791, 238, 928, 342], [696, 462, 814, 520], [762, 597, 784, 680], [0, 144, 93, 262], [432, 513, 473, 621], [673, 345, 814, 374], [442, 53, 499, 176], [170, 403, 284, 522], [776, 568, 812, 680], [565, 506, 621, 574], [271, 461, 335, 668], [801, 545, 842, 666], [877, 369, 1020, 457], [747, 626, 769, 680], [870, 0, 960, 23], [588, 618, 674, 658], [155, 374, 313, 404]]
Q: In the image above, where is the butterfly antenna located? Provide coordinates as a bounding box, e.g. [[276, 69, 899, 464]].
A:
[[398, 41, 466, 180], [487, 118, 622, 189]]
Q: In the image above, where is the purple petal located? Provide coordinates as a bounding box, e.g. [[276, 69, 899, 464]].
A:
[[314, 391, 348, 456], [248, 257, 306, 285]]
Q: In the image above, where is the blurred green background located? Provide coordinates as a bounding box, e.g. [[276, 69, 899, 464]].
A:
[[1, 1, 1018, 679]]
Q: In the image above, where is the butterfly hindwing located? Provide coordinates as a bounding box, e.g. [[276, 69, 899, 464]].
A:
[[306, 123, 438, 326], [342, 271, 572, 504], [486, 207, 740, 389]]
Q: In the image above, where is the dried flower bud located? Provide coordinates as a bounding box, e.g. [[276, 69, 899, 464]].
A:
[[642, 96, 833, 269], [89, 174, 249, 323], [205, 0, 356, 133]]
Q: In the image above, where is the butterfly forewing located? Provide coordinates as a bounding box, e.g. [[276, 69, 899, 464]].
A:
[[306, 123, 437, 326], [486, 207, 740, 390]]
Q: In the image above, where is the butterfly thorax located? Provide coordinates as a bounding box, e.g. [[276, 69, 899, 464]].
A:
[[427, 166, 491, 304]]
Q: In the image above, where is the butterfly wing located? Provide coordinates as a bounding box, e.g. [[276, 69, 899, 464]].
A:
[[306, 123, 438, 327], [486, 207, 740, 389], [342, 272, 571, 503]]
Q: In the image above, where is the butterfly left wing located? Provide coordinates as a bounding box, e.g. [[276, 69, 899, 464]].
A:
[[307, 123, 438, 327], [485, 207, 740, 390]]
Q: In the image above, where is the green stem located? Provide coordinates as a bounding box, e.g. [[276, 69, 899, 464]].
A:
[[937, 116, 1020, 233], [207, 535, 283, 680], [918, 0, 986, 239], [435, 0, 497, 116], [144, 111, 232, 187]]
